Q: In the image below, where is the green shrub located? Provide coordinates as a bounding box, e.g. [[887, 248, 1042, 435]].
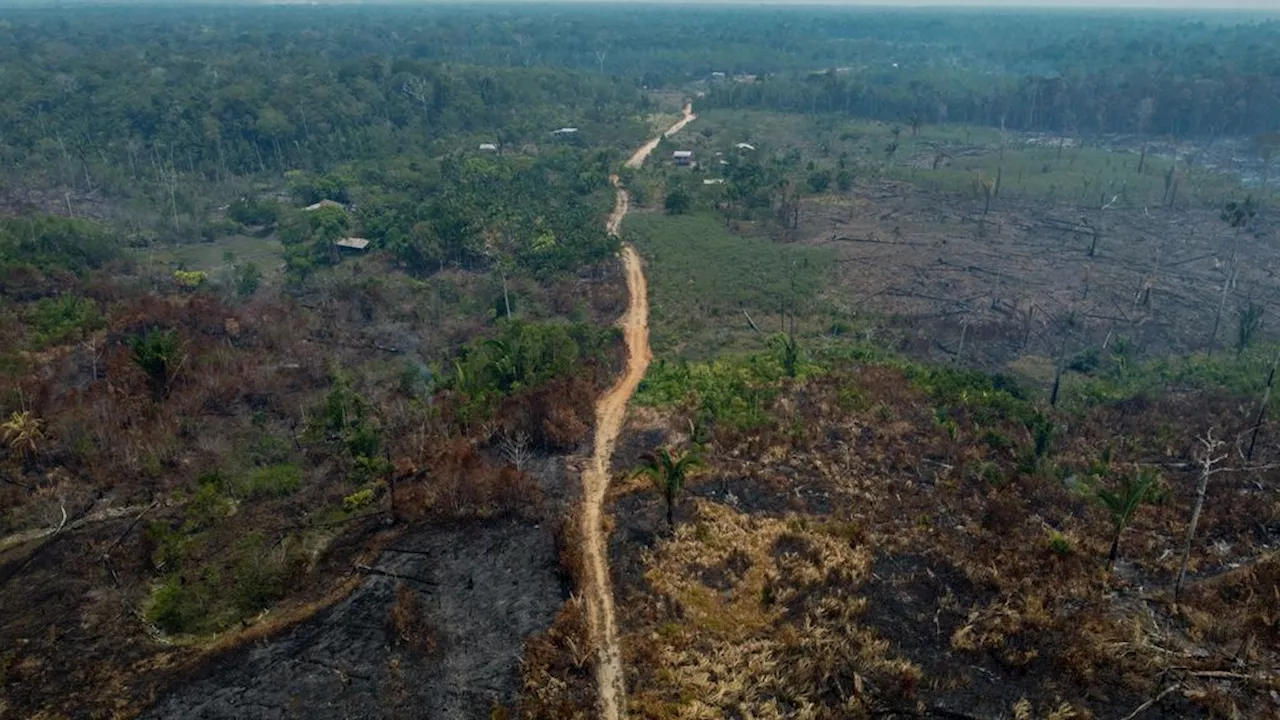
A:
[[145, 521, 189, 572], [228, 197, 280, 227], [636, 355, 791, 431], [231, 533, 289, 615], [664, 186, 692, 215], [1048, 531, 1073, 557], [343, 488, 377, 512], [128, 328, 183, 399], [27, 294, 103, 348], [147, 575, 209, 635], [236, 463, 302, 499], [0, 215, 121, 275], [248, 433, 292, 467], [234, 262, 262, 298], [185, 483, 233, 531]]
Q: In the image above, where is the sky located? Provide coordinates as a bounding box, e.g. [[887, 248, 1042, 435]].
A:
[[537, 0, 1280, 7], [441, 0, 1280, 10], [631, 0, 1280, 6]]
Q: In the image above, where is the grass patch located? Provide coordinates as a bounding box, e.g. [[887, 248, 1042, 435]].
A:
[[625, 210, 834, 359], [1060, 344, 1279, 411], [135, 234, 284, 277], [235, 463, 303, 499], [691, 108, 1265, 209], [636, 355, 792, 431]]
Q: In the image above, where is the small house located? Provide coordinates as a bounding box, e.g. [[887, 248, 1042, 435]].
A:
[[551, 127, 579, 136], [478, 143, 498, 152], [673, 150, 694, 167], [304, 199, 345, 212], [703, 178, 726, 185], [334, 237, 370, 251], [735, 143, 756, 151], [710, 71, 726, 80]]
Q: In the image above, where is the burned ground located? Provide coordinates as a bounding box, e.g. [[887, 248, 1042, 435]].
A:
[[797, 181, 1278, 371], [607, 366, 1280, 718], [141, 518, 565, 720]]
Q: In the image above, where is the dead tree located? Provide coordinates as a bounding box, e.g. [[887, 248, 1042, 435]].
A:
[[1246, 348, 1280, 461], [1174, 430, 1228, 599], [499, 430, 532, 471], [1208, 198, 1258, 356], [1206, 259, 1238, 357]]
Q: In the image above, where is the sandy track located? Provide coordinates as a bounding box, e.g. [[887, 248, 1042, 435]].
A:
[[582, 103, 694, 720]]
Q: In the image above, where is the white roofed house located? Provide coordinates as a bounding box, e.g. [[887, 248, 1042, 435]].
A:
[[334, 237, 369, 252], [304, 199, 346, 212], [673, 150, 694, 166], [478, 143, 498, 152]]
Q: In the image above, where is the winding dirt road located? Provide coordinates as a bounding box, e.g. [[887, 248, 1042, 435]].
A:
[[582, 102, 695, 720]]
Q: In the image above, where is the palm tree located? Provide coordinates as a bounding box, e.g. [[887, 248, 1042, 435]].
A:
[[769, 332, 801, 378], [2, 410, 45, 462], [633, 447, 701, 530], [1097, 468, 1159, 571]]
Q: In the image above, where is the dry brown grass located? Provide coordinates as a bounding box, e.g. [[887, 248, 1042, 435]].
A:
[[625, 501, 918, 719], [610, 362, 1280, 718], [394, 438, 544, 523], [387, 582, 437, 656], [517, 594, 597, 720]]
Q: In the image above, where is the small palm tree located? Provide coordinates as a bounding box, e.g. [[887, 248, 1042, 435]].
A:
[[633, 447, 701, 530], [128, 328, 184, 399], [1097, 468, 1159, 571], [769, 332, 801, 378], [2, 410, 45, 461]]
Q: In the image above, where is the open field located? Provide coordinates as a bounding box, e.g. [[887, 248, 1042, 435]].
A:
[[624, 210, 836, 359], [610, 361, 1280, 718], [135, 234, 285, 277], [682, 109, 1277, 210], [792, 179, 1280, 373]]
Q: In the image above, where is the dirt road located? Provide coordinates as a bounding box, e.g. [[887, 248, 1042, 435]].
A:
[[582, 102, 695, 720]]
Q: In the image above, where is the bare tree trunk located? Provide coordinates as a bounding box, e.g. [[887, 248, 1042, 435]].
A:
[[1246, 348, 1280, 461], [1175, 432, 1226, 599], [1207, 258, 1237, 357], [501, 272, 512, 320]]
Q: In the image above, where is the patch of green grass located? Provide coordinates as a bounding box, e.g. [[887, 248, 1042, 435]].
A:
[[625, 211, 834, 359], [636, 354, 791, 431], [144, 532, 302, 636], [135, 234, 284, 276], [692, 109, 1266, 209], [1061, 345, 1279, 411], [907, 145, 1251, 210]]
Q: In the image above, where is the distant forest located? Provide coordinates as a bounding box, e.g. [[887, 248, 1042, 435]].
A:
[[1, 6, 1277, 179]]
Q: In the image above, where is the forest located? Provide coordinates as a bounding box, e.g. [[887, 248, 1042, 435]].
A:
[[2, 5, 1280, 720]]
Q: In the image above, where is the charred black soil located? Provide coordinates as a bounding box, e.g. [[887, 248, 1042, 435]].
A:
[[143, 517, 564, 720]]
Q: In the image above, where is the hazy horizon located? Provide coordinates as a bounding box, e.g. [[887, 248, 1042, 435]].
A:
[[4, 0, 1279, 9]]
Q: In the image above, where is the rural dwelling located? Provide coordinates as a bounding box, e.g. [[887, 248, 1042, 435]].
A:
[[735, 142, 756, 151], [551, 127, 579, 136], [703, 178, 726, 185], [304, 199, 345, 212], [673, 150, 694, 166], [478, 143, 498, 152], [334, 237, 370, 252]]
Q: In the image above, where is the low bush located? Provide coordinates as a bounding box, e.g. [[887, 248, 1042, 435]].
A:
[[26, 294, 103, 348], [235, 463, 302, 499]]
